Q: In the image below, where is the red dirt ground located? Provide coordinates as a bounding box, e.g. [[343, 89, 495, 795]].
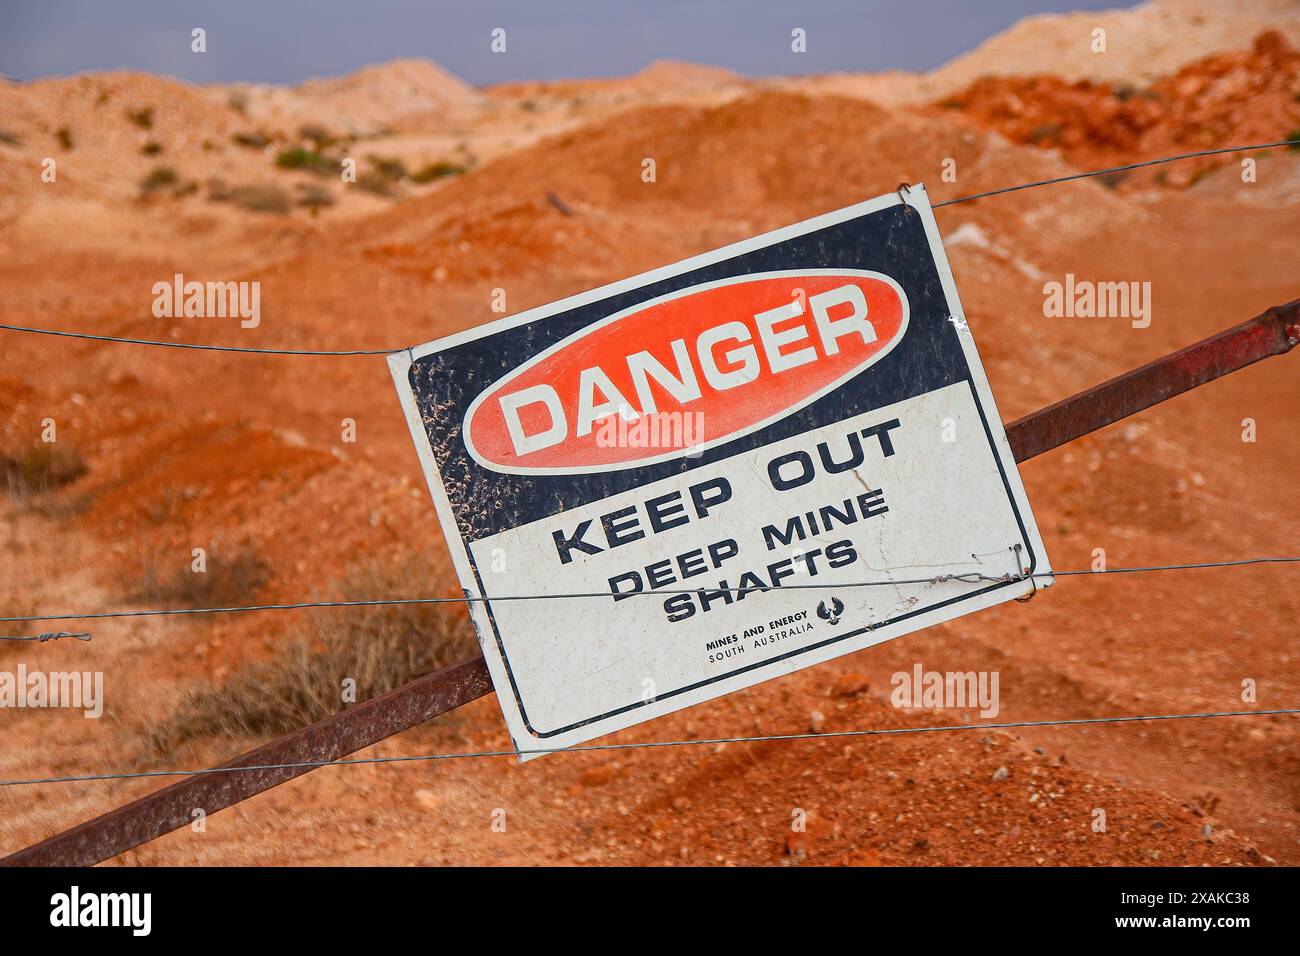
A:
[[1, 30, 1297, 866]]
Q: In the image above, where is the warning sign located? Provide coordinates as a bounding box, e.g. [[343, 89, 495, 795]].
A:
[[391, 186, 1052, 758]]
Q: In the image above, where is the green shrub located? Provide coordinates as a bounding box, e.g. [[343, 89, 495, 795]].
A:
[[275, 146, 337, 175]]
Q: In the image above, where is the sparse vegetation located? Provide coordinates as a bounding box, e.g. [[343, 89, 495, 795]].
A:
[[296, 182, 335, 210], [2, 444, 87, 498], [410, 160, 467, 183], [1287, 128, 1300, 148], [275, 146, 338, 175], [369, 155, 409, 180], [353, 155, 412, 197], [55, 126, 73, 150], [231, 130, 271, 149], [129, 547, 268, 608], [228, 183, 293, 214], [126, 106, 154, 129], [139, 165, 180, 196], [0, 131, 21, 147], [356, 171, 399, 197], [1113, 85, 1159, 102], [141, 140, 164, 156], [146, 558, 476, 752], [298, 124, 336, 148]]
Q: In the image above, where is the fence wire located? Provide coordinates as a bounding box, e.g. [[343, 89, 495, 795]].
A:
[[1, 555, 1296, 625], [1, 707, 1296, 789]]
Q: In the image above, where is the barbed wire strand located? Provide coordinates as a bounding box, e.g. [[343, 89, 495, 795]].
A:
[[0, 631, 91, 643], [1, 707, 1295, 789], [933, 138, 1300, 207], [1, 555, 1296, 625], [0, 325, 395, 355], [1, 139, 1296, 357]]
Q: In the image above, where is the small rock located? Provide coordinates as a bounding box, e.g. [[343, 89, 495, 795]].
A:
[[830, 673, 870, 698], [809, 710, 826, 733], [992, 766, 1009, 782]]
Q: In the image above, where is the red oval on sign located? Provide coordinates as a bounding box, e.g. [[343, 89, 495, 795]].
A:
[[464, 270, 909, 474]]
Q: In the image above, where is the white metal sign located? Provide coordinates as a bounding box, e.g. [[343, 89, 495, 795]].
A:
[[391, 185, 1052, 758]]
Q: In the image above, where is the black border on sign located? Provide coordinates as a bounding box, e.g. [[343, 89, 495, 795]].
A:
[[469, 376, 1037, 738]]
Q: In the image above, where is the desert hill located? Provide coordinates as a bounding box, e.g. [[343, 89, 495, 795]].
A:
[[804, 0, 1300, 104]]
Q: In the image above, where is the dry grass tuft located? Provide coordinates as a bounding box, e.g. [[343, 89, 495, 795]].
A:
[[146, 557, 477, 754], [1, 444, 87, 499], [130, 547, 269, 608]]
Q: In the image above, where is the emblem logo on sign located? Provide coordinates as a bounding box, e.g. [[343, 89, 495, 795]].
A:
[[817, 596, 846, 625], [463, 270, 909, 475]]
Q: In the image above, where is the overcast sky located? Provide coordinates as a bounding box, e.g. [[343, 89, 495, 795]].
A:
[[0, 0, 1136, 86]]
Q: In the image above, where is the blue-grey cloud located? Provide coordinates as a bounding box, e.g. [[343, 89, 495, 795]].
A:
[[0, 0, 1136, 86]]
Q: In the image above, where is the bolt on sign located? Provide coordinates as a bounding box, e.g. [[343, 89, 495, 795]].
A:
[[391, 186, 1052, 759]]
